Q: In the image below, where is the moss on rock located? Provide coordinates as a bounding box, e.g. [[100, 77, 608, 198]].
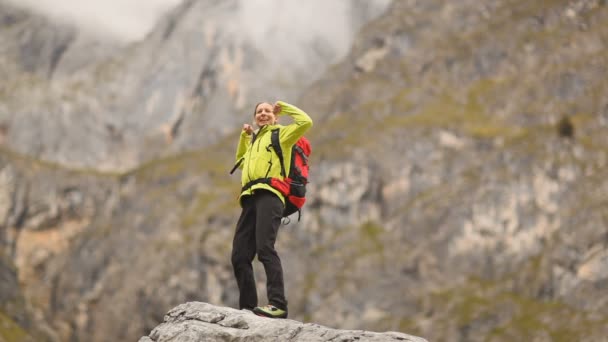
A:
[[0, 311, 29, 342]]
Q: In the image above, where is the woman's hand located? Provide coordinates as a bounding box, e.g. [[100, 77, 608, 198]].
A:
[[243, 124, 254, 135], [273, 102, 282, 115]]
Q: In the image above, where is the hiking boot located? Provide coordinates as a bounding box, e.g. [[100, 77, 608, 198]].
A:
[[253, 305, 287, 319]]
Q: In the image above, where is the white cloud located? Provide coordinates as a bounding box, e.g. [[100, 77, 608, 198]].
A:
[[5, 0, 391, 59], [6, 0, 181, 42], [236, 0, 391, 68]]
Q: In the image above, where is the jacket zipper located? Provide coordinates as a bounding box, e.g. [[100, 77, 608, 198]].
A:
[[256, 129, 264, 152], [264, 152, 273, 178], [246, 126, 267, 185]]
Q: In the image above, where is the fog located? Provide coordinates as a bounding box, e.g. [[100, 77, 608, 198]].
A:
[[6, 0, 391, 49], [4, 0, 178, 41], [239, 1, 352, 67]]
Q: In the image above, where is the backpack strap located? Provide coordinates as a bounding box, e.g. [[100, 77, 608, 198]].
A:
[[293, 145, 308, 165], [270, 128, 286, 178], [230, 132, 257, 175], [241, 177, 272, 192], [229, 158, 244, 174]]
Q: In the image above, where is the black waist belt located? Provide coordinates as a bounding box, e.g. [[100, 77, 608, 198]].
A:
[[241, 178, 272, 192]]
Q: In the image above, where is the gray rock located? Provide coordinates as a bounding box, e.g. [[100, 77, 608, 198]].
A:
[[1, 0, 391, 173], [3, 1, 608, 342], [141, 302, 427, 342]]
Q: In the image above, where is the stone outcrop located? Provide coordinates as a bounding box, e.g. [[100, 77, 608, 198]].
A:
[[139, 302, 427, 342]]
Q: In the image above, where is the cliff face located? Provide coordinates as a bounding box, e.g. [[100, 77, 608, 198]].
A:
[[296, 1, 608, 340], [0, 256, 34, 342], [298, 1, 608, 340], [1, 0, 608, 342], [0, 0, 390, 172]]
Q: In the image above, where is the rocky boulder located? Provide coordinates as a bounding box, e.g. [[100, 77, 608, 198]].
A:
[[139, 302, 427, 342]]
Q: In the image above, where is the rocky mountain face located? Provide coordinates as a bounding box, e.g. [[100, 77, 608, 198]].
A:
[[1, 0, 608, 341], [0, 255, 36, 342], [139, 302, 427, 342], [298, 0, 608, 340], [0, 0, 390, 172]]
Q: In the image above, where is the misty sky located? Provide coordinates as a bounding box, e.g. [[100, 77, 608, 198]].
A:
[[7, 0, 390, 45], [6, 0, 181, 41]]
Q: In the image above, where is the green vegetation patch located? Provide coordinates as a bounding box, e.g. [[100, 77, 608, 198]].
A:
[[0, 147, 122, 179], [311, 77, 528, 159], [430, 277, 608, 341], [0, 311, 29, 342], [180, 191, 219, 229], [386, 88, 524, 140], [360, 221, 384, 253]]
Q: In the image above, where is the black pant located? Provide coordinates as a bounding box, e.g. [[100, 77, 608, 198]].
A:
[[231, 190, 287, 311]]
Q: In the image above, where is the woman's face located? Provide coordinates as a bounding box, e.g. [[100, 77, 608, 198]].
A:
[[254, 102, 276, 128]]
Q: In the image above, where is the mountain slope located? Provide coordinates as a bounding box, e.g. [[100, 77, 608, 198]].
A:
[[1, 0, 607, 341], [0, 0, 391, 172], [296, 0, 608, 340]]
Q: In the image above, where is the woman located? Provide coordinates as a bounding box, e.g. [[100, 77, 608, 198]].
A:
[[231, 100, 313, 318]]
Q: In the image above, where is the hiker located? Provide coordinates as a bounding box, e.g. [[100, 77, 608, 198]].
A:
[[231, 101, 313, 319]]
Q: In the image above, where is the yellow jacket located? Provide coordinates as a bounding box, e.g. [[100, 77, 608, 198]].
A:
[[235, 101, 313, 205]]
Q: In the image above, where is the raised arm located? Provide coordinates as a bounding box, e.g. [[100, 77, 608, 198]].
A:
[[275, 101, 313, 146]]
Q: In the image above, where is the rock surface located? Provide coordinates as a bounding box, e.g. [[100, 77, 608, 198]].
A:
[[1, 0, 608, 342], [0, 0, 390, 172], [0, 255, 42, 342], [139, 302, 427, 342]]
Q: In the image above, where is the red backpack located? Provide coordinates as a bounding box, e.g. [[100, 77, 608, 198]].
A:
[[268, 128, 311, 221]]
